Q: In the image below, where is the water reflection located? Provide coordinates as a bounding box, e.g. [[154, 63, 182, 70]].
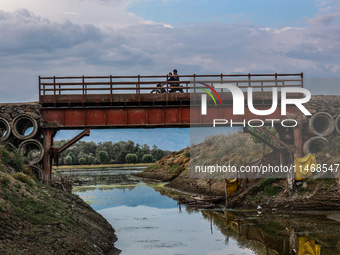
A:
[[58, 167, 143, 186], [65, 167, 340, 255], [203, 210, 340, 255]]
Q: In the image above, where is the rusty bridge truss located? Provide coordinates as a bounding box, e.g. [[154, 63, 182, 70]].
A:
[[39, 73, 304, 128]]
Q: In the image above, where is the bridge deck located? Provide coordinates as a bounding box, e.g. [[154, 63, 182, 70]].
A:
[[39, 73, 303, 128], [39, 73, 303, 107]]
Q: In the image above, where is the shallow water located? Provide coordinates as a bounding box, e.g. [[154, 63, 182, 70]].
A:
[[61, 167, 340, 255]]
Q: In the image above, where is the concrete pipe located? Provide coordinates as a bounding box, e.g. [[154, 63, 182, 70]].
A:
[[307, 112, 334, 136], [12, 114, 39, 140], [3, 142, 16, 152], [335, 115, 340, 135], [0, 117, 11, 142], [28, 164, 44, 182], [7, 136, 21, 148], [19, 139, 44, 165], [303, 136, 328, 155]]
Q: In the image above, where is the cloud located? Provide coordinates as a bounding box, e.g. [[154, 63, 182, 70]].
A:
[[0, 9, 103, 56], [0, 1, 340, 102]]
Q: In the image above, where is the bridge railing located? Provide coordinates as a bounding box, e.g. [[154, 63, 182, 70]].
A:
[[39, 73, 303, 105]]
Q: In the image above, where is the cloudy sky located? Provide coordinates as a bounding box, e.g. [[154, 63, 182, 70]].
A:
[[1, 0, 339, 149], [1, 0, 340, 102]]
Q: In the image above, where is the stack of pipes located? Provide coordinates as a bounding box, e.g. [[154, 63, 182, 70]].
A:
[[0, 114, 44, 181]]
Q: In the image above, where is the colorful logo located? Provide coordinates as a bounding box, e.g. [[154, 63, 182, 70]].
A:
[[198, 83, 223, 106]]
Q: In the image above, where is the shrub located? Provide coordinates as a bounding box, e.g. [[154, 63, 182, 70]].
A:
[[125, 154, 138, 164], [0, 146, 25, 172], [142, 154, 154, 163], [22, 166, 33, 177], [78, 158, 87, 165], [13, 172, 35, 187], [88, 155, 96, 165], [0, 174, 11, 186], [97, 151, 109, 164]]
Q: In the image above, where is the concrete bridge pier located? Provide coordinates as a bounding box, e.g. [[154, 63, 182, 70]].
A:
[[42, 129, 57, 184]]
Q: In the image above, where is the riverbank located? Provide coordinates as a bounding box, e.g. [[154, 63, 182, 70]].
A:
[[136, 146, 228, 197], [53, 163, 150, 170], [0, 146, 119, 254], [136, 133, 340, 211], [71, 166, 340, 254]]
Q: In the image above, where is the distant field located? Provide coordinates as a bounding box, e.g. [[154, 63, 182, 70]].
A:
[[53, 163, 151, 170]]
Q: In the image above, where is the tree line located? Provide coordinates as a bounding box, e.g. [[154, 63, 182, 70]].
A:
[[53, 140, 172, 165]]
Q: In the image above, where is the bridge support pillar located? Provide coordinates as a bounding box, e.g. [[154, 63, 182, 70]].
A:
[[42, 129, 57, 184], [288, 124, 303, 194], [293, 125, 303, 158], [274, 125, 290, 165]]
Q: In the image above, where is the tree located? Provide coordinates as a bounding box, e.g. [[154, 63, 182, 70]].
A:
[[78, 158, 86, 165], [52, 139, 172, 166], [126, 140, 135, 152], [88, 153, 96, 165], [78, 152, 88, 163], [151, 146, 170, 161], [116, 150, 128, 164], [67, 152, 77, 165], [97, 151, 109, 164], [142, 154, 154, 163], [141, 144, 151, 155], [64, 155, 73, 165], [133, 143, 141, 154], [97, 141, 114, 161], [125, 154, 138, 164]]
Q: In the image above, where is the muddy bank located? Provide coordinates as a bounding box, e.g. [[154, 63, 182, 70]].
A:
[[226, 178, 340, 210], [136, 148, 226, 197], [0, 147, 119, 255], [136, 133, 340, 211]]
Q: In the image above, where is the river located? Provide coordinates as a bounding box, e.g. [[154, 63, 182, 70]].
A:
[[59, 167, 340, 255]]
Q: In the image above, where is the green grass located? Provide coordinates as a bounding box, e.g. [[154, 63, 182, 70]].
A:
[[0, 146, 25, 172], [249, 185, 262, 195], [167, 165, 179, 173], [263, 185, 282, 196], [0, 146, 117, 254], [145, 164, 159, 170], [0, 174, 11, 186], [13, 172, 35, 187], [248, 178, 282, 197], [258, 178, 279, 190]]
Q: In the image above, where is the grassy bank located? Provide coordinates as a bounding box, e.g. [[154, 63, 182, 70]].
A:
[[53, 162, 151, 170], [0, 145, 119, 254], [137, 133, 340, 211]]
